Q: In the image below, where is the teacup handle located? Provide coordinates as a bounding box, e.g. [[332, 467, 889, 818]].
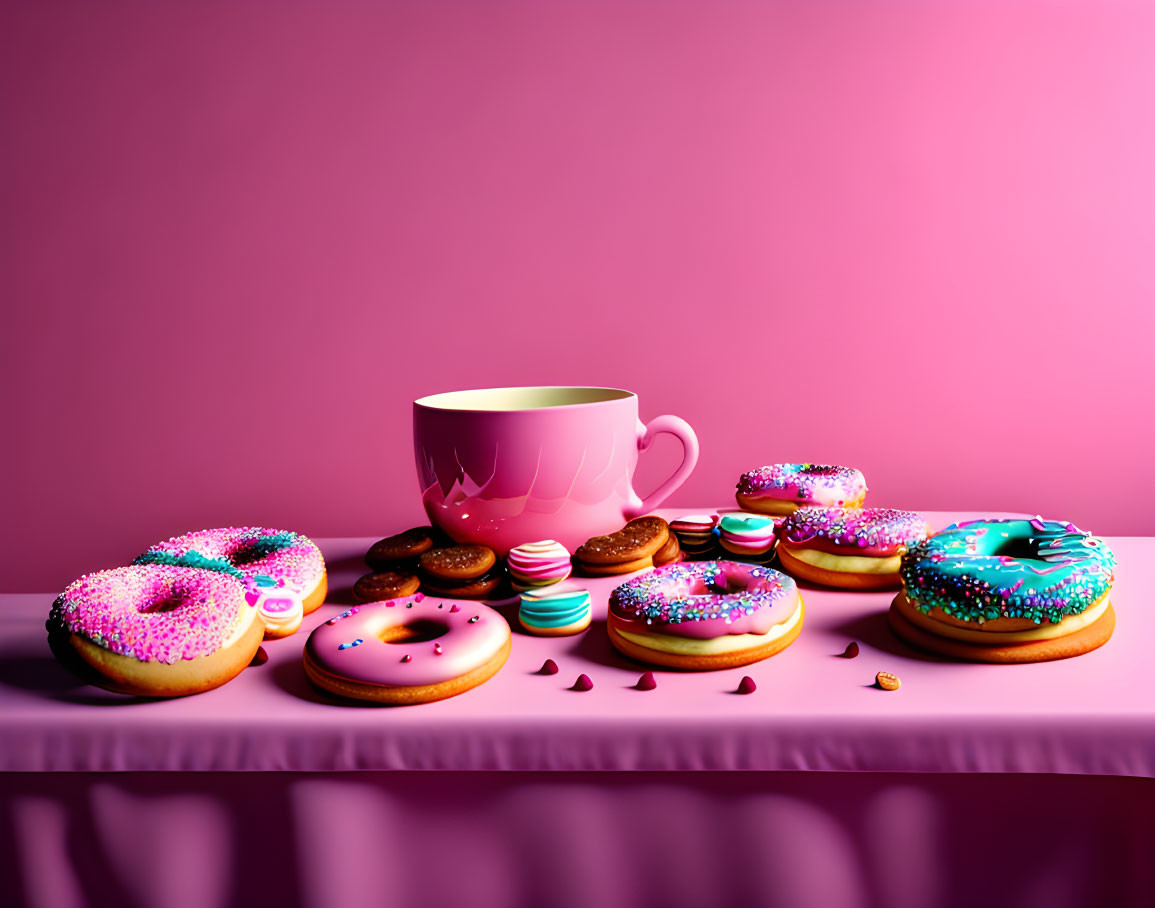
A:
[[625, 415, 700, 519]]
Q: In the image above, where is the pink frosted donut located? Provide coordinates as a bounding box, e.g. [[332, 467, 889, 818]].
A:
[[777, 506, 929, 590], [136, 528, 327, 638], [47, 565, 264, 697], [736, 463, 867, 515], [303, 593, 512, 704], [607, 561, 804, 670], [507, 540, 572, 591]]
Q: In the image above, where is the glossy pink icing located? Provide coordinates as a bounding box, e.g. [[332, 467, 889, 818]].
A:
[[779, 507, 928, 556], [49, 565, 248, 663], [304, 594, 511, 688], [737, 464, 867, 507], [609, 561, 800, 640]]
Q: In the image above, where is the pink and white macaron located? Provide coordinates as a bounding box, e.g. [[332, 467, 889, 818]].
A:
[[776, 507, 929, 589], [669, 514, 720, 559], [303, 593, 511, 704], [736, 464, 867, 516], [507, 540, 572, 592]]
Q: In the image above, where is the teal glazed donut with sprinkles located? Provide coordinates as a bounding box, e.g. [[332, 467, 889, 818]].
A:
[[891, 517, 1117, 663], [136, 527, 327, 639]]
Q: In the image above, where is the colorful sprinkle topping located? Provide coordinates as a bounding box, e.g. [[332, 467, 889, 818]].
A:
[[49, 565, 247, 664], [736, 463, 867, 506], [611, 561, 796, 626], [780, 507, 928, 555], [136, 527, 324, 595], [900, 517, 1115, 625]]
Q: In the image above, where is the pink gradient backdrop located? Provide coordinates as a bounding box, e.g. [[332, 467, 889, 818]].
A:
[[2, 1, 1153, 592]]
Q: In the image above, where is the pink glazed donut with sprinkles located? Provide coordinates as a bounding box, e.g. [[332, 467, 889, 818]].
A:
[[607, 561, 804, 670], [736, 463, 867, 516], [136, 528, 327, 639], [777, 507, 929, 590], [302, 593, 512, 704], [46, 564, 264, 697]]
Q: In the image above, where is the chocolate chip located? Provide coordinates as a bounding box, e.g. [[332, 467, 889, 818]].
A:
[[537, 659, 559, 675], [571, 673, 594, 691], [736, 676, 757, 695], [635, 671, 657, 691], [842, 641, 860, 658]]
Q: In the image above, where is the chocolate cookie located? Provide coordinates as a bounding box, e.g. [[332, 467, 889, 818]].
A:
[[419, 544, 497, 580], [353, 571, 421, 604], [365, 528, 439, 570], [580, 555, 654, 576], [575, 517, 669, 566], [652, 531, 681, 566], [420, 568, 504, 599]]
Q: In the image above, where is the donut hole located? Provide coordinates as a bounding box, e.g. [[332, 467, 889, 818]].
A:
[[138, 595, 186, 614], [703, 572, 752, 595], [992, 537, 1039, 560], [229, 544, 267, 567], [379, 620, 449, 645]]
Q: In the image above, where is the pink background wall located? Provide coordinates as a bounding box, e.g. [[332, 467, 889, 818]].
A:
[[2, 1, 1153, 592]]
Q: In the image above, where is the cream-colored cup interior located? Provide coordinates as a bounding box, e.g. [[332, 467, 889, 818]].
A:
[[415, 386, 633, 411]]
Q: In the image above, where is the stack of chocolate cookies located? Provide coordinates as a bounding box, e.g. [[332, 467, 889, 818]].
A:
[[574, 517, 680, 576], [355, 528, 504, 602]]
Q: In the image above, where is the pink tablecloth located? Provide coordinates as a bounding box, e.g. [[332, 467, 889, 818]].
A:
[[2, 511, 1154, 908], [0, 512, 1151, 776], [4, 770, 1153, 908]]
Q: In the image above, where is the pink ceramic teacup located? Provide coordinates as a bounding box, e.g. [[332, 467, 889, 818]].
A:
[[414, 387, 699, 555]]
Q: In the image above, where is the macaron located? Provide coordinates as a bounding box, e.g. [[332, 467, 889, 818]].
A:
[[518, 583, 592, 636], [670, 514, 719, 559], [718, 514, 778, 563], [508, 540, 572, 592]]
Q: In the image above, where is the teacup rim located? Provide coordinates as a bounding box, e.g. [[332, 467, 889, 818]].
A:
[[414, 386, 635, 412]]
